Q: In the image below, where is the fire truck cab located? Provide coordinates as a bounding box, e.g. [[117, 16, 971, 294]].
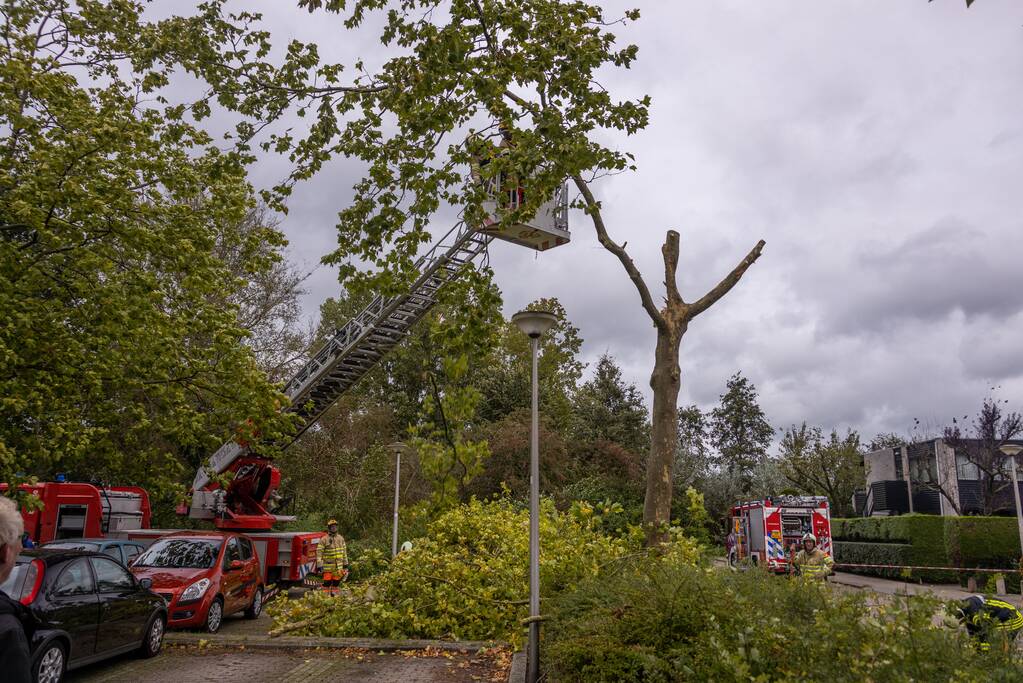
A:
[[728, 496, 832, 573]]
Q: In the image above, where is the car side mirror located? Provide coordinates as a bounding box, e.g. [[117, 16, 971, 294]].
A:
[[229, 560, 243, 571], [139, 578, 153, 590]]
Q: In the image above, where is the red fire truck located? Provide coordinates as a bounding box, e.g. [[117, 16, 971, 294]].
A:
[[727, 495, 832, 573], [8, 481, 322, 587]]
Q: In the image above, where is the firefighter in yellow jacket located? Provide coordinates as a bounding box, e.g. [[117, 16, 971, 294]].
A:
[[789, 533, 834, 578], [955, 595, 1023, 652], [316, 519, 349, 596]]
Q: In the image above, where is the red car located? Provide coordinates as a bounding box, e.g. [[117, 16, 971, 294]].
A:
[[129, 531, 263, 633]]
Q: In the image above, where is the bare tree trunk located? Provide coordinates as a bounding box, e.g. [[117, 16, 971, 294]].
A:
[[572, 176, 765, 547], [644, 324, 683, 543]]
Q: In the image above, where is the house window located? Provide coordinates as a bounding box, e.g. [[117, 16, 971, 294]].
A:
[[956, 452, 980, 481], [894, 448, 904, 479], [910, 455, 936, 483]]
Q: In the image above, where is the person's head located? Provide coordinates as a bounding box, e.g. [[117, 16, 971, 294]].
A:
[[801, 532, 817, 552], [0, 496, 24, 584], [327, 518, 338, 535], [955, 595, 985, 622]]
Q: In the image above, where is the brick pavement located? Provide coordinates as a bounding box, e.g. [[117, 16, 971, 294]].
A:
[[71, 645, 511, 683]]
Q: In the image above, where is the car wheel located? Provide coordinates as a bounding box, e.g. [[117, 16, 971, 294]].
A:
[[244, 588, 263, 619], [33, 641, 67, 683], [139, 613, 166, 658], [204, 597, 224, 634]]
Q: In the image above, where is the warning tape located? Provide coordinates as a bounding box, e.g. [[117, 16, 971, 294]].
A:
[[835, 563, 1018, 574]]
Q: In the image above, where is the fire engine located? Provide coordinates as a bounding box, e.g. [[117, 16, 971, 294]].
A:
[[7, 480, 323, 587], [11, 175, 570, 587], [728, 496, 832, 573]]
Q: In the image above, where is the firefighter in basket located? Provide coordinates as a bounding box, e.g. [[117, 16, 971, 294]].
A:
[[316, 519, 349, 596], [947, 594, 1023, 653], [789, 533, 834, 578]]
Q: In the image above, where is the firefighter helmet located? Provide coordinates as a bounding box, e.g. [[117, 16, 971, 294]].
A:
[[801, 533, 817, 544]]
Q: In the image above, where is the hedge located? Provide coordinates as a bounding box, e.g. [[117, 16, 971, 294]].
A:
[[831, 514, 1022, 585], [833, 541, 912, 579], [946, 517, 1021, 592]]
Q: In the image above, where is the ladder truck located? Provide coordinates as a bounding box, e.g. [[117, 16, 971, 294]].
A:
[[171, 177, 572, 583], [13, 178, 570, 589]]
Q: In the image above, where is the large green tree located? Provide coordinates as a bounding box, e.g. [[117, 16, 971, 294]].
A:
[[477, 298, 584, 433], [153, 0, 764, 544], [571, 354, 649, 456], [0, 2, 293, 496], [777, 424, 864, 517], [709, 373, 774, 494], [675, 405, 711, 491]]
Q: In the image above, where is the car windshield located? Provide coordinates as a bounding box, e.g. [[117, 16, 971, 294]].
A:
[[133, 539, 221, 569], [44, 541, 101, 551], [0, 559, 31, 597]]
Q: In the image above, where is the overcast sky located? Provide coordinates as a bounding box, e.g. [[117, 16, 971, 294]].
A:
[[224, 1, 1023, 446]]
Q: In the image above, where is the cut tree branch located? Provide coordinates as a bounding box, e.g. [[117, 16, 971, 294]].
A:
[[688, 239, 766, 319], [662, 230, 682, 307], [572, 175, 667, 332]]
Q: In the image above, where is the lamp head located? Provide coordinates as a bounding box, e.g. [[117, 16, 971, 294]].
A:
[[999, 443, 1023, 457], [512, 310, 557, 338]]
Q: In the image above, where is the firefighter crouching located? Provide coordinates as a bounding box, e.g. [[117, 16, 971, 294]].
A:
[[316, 519, 349, 596], [789, 533, 834, 578], [952, 595, 1023, 652]]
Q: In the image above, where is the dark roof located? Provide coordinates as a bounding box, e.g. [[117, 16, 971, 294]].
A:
[[17, 548, 107, 566], [41, 538, 141, 547]]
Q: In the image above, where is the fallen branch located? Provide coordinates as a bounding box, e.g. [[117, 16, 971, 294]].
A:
[[269, 611, 328, 638]]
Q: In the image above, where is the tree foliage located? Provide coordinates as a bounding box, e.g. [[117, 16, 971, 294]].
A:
[[675, 405, 711, 491], [477, 298, 584, 432], [268, 496, 661, 644], [571, 354, 649, 456], [943, 397, 1023, 516], [0, 1, 293, 495], [709, 373, 773, 493], [545, 557, 1015, 682], [778, 424, 864, 517]]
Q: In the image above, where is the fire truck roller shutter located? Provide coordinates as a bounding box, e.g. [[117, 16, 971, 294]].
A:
[[748, 507, 765, 553]]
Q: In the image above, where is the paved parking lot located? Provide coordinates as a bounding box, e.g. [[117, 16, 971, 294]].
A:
[[69, 607, 511, 682], [71, 645, 509, 683]]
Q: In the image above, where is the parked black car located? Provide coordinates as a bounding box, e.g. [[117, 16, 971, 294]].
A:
[[41, 539, 148, 566], [0, 549, 167, 683]]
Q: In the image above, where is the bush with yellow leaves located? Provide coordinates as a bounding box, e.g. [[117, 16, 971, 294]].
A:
[[269, 496, 701, 644]]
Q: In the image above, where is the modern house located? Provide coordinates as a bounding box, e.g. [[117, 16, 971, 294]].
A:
[[855, 438, 1023, 517]]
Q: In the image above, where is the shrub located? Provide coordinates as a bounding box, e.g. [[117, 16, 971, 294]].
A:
[[833, 515, 1023, 585], [833, 541, 912, 579], [947, 516, 1022, 592], [831, 515, 954, 582], [268, 497, 697, 644], [544, 560, 1019, 682]]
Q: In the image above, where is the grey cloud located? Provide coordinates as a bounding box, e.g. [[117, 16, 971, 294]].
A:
[[167, 1, 1023, 447]]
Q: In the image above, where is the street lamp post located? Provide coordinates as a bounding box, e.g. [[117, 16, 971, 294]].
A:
[[999, 443, 1023, 579], [388, 443, 410, 558], [511, 309, 557, 683]]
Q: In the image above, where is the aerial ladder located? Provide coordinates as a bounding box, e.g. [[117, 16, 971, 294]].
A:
[[183, 177, 571, 531]]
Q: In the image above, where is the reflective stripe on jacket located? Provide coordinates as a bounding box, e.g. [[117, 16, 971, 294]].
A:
[[316, 533, 348, 572], [981, 599, 1023, 632], [792, 548, 834, 577]]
